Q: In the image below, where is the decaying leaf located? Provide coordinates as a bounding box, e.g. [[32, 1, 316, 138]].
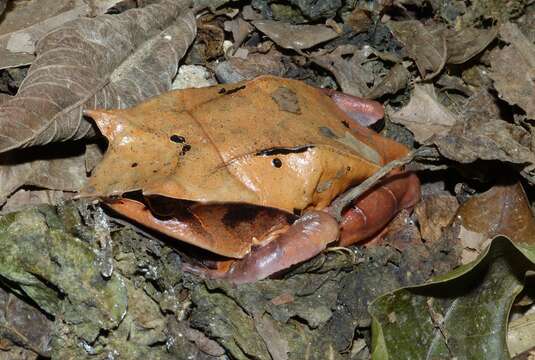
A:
[[0, 0, 122, 70], [389, 84, 457, 142], [415, 193, 459, 243], [387, 20, 447, 80], [0, 287, 53, 357], [0, 0, 196, 153], [489, 22, 535, 119], [446, 26, 498, 64], [252, 20, 339, 50], [215, 50, 286, 83]]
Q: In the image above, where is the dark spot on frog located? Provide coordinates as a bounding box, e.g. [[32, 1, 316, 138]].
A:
[[170, 134, 185, 143], [347, 166, 351, 172], [272, 158, 282, 168], [131, 162, 138, 168], [179, 144, 191, 156], [319, 126, 338, 139], [341, 120, 350, 128], [219, 85, 246, 95], [255, 145, 313, 156]]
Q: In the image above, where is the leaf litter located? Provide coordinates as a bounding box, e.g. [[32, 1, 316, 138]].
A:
[[0, 0, 534, 359]]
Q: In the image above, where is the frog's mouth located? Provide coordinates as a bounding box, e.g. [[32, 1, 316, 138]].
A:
[[105, 191, 297, 259]]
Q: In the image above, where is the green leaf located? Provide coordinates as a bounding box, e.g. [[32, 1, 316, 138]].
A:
[[369, 236, 535, 360]]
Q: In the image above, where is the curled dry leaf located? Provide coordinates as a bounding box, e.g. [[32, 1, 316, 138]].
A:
[[366, 63, 410, 99], [389, 84, 457, 142], [489, 22, 535, 118], [0, 0, 196, 153], [312, 45, 373, 97], [457, 182, 535, 244], [387, 20, 447, 80], [446, 26, 498, 64], [252, 20, 339, 50]]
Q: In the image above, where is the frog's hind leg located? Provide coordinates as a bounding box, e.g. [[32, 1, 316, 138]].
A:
[[336, 171, 420, 247], [184, 211, 339, 284]]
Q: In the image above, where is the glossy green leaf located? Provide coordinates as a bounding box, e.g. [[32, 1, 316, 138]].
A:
[[370, 236, 535, 360]]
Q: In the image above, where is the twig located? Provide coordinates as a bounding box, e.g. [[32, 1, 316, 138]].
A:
[[327, 146, 436, 221]]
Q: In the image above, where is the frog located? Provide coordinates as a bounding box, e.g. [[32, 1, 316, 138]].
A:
[[82, 76, 420, 284]]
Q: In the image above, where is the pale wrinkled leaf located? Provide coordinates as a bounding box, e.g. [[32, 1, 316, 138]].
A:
[[387, 20, 447, 80], [0, 144, 88, 205], [252, 20, 339, 50], [389, 84, 457, 142], [489, 22, 535, 118], [0, 0, 122, 69], [0, 0, 196, 153]]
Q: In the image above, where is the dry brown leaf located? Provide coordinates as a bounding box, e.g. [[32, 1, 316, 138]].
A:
[[0, 0, 196, 153], [446, 26, 498, 64], [252, 20, 339, 50], [387, 20, 447, 80], [489, 22, 535, 118], [457, 182, 535, 244], [414, 193, 459, 243], [0, 0, 122, 70], [389, 84, 457, 142], [312, 45, 373, 96]]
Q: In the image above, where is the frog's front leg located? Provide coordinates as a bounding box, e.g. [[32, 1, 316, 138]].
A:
[[335, 170, 420, 246], [183, 211, 339, 284]]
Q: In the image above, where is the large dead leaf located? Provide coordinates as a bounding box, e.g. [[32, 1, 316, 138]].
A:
[[389, 84, 457, 142], [84, 76, 409, 213], [0, 0, 196, 153], [0, 0, 121, 69], [387, 20, 447, 80], [489, 22, 535, 119]]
